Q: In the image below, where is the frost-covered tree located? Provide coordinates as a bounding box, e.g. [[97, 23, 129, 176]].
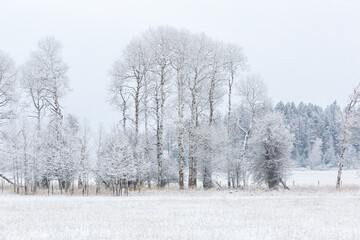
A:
[[235, 73, 269, 186], [109, 37, 151, 137], [145, 27, 175, 187], [276, 101, 342, 168], [31, 37, 69, 125], [0, 51, 17, 123], [98, 126, 136, 195], [77, 120, 91, 194], [249, 112, 293, 189], [33, 37, 70, 191], [343, 145, 359, 169], [108, 26, 251, 189], [337, 83, 360, 188], [0, 51, 17, 186], [170, 29, 191, 189], [323, 138, 337, 167], [186, 34, 212, 188], [59, 115, 81, 193], [2, 121, 23, 193], [196, 125, 227, 188], [308, 138, 323, 169], [223, 43, 247, 188]]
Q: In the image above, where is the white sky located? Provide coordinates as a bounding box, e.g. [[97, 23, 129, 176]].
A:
[[1, 0, 360, 129]]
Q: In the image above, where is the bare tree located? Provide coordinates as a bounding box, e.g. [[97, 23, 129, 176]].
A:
[[336, 83, 360, 189], [110, 38, 151, 139], [108, 68, 131, 132]]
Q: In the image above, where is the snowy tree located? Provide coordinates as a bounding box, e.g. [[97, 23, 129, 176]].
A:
[[0, 51, 17, 123], [170, 29, 191, 189], [186, 33, 212, 188], [109, 37, 156, 189], [109, 37, 151, 137], [0, 51, 18, 188], [142, 74, 153, 188], [223, 43, 247, 188], [308, 138, 323, 169], [101, 126, 136, 195], [337, 83, 360, 189], [60, 115, 81, 193], [0, 116, 37, 194], [31, 37, 69, 123], [107, 27, 250, 190], [196, 125, 227, 188], [78, 121, 91, 194], [343, 145, 359, 169], [249, 112, 293, 189], [20, 63, 46, 192], [276, 101, 342, 169], [235, 73, 270, 186], [324, 102, 342, 157], [2, 121, 23, 193], [201, 40, 227, 188], [323, 137, 337, 167], [145, 27, 175, 187]]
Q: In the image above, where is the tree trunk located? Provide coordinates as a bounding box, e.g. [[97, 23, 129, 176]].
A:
[[177, 70, 185, 189], [156, 68, 166, 188], [336, 145, 346, 189], [144, 77, 151, 189], [188, 90, 197, 188], [227, 76, 233, 189]]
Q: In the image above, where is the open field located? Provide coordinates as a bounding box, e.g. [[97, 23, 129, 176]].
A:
[[0, 170, 359, 240], [1, 190, 360, 240]]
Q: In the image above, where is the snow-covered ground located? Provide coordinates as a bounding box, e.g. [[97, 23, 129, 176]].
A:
[[0, 190, 359, 240], [1, 170, 359, 240], [288, 169, 360, 187]]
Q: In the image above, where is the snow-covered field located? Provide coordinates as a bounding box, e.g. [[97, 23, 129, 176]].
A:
[[1, 191, 360, 240], [1, 170, 360, 240]]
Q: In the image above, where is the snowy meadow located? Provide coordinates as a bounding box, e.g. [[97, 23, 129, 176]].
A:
[[1, 190, 359, 240], [1, 170, 360, 240]]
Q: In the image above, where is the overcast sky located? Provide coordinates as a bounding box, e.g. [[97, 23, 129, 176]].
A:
[[1, 0, 360, 129]]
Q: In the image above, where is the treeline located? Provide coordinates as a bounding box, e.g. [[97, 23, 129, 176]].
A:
[[276, 101, 359, 169], [0, 26, 354, 195]]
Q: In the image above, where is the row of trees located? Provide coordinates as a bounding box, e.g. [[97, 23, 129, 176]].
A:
[[0, 38, 91, 194], [107, 26, 293, 189], [0, 26, 358, 194]]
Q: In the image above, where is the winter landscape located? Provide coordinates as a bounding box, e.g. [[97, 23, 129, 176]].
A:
[[1, 1, 360, 239]]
